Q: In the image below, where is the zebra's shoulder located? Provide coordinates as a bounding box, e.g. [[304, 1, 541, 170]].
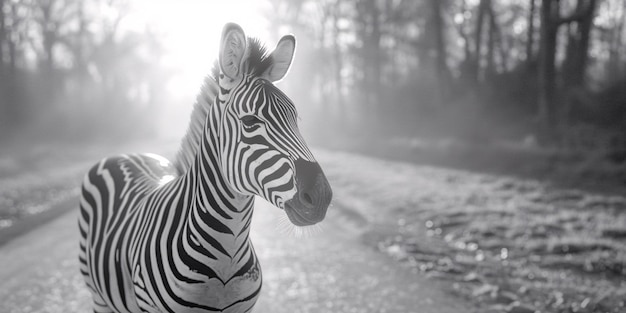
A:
[[85, 153, 177, 186]]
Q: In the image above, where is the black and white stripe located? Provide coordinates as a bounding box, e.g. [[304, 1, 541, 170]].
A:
[[78, 23, 332, 313]]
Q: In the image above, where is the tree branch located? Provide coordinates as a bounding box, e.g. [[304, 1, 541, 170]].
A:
[[556, 0, 595, 25]]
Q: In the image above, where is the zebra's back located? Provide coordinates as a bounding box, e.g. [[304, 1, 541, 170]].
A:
[[78, 153, 177, 313]]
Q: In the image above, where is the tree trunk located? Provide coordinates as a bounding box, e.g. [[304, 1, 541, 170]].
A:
[[370, 0, 381, 110], [458, 0, 472, 62], [562, 0, 596, 89], [607, 0, 625, 81], [354, 0, 382, 132], [526, 0, 537, 62], [2, 0, 22, 128], [0, 0, 4, 68], [431, 0, 450, 104], [332, 1, 343, 107], [538, 0, 559, 134], [0, 0, 5, 130], [41, 2, 56, 78], [473, 0, 488, 82], [486, 2, 496, 78]]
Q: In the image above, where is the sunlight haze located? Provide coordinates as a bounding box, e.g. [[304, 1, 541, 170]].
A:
[[124, 0, 272, 138], [127, 0, 271, 98]]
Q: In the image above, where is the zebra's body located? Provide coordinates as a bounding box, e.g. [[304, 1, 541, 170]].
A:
[[79, 24, 332, 313]]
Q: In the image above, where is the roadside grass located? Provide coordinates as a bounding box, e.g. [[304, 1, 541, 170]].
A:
[[0, 144, 95, 229], [317, 149, 626, 313], [0, 167, 84, 228], [0, 140, 177, 230]]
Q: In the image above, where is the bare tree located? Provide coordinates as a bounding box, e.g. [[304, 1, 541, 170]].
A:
[[430, 0, 450, 103], [606, 0, 626, 81], [256, 0, 626, 143], [526, 0, 537, 62], [537, 0, 598, 136], [562, 0, 597, 89]]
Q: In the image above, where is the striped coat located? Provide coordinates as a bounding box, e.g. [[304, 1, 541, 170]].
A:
[[79, 23, 332, 313]]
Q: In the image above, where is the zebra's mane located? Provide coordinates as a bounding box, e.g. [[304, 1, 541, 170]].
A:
[[245, 38, 273, 77], [173, 67, 219, 175], [173, 38, 273, 175]]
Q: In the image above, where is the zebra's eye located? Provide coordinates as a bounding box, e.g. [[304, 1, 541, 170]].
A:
[[241, 115, 263, 128]]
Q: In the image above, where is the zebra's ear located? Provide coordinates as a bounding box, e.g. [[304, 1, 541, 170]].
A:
[[263, 35, 296, 82], [219, 23, 247, 80]]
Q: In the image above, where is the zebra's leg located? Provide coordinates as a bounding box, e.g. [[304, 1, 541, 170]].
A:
[[89, 290, 114, 313], [79, 190, 113, 313], [80, 262, 115, 313]]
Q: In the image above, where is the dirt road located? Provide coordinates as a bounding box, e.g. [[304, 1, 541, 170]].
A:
[[3, 147, 622, 313], [0, 195, 467, 313]]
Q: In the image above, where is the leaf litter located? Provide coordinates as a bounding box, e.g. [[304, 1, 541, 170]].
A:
[[316, 150, 626, 313]]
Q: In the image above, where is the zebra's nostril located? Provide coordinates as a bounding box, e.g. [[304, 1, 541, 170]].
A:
[[302, 192, 313, 206]]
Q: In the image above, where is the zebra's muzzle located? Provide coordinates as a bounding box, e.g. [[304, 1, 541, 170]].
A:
[[283, 159, 332, 226]]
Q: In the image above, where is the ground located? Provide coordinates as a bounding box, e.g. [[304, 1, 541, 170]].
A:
[[316, 149, 626, 313], [0, 183, 466, 313], [0, 142, 625, 312]]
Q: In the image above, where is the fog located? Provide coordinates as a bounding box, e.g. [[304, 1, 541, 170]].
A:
[[2, 1, 626, 312], [2, 0, 626, 159]]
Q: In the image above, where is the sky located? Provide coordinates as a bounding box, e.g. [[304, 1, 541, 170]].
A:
[[123, 0, 272, 97], [121, 0, 273, 138]]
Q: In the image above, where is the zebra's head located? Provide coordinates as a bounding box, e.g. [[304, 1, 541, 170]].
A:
[[213, 23, 332, 226]]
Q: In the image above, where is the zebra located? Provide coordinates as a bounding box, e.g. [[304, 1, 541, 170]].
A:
[[78, 23, 332, 313]]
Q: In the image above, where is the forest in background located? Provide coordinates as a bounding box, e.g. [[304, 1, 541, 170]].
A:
[[268, 0, 626, 160], [0, 0, 169, 142], [1, 0, 626, 162]]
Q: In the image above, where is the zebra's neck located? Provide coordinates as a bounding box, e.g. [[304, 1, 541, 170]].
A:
[[179, 86, 255, 280], [192, 125, 254, 236]]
